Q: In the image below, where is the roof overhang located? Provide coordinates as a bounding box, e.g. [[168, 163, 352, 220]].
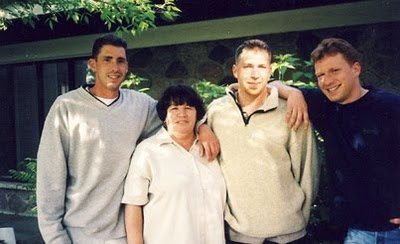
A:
[[1, 0, 399, 65]]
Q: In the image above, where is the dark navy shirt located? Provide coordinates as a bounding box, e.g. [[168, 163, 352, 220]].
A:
[[302, 87, 400, 231]]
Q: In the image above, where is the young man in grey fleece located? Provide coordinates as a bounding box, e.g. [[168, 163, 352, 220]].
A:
[[207, 39, 319, 244], [36, 34, 219, 244]]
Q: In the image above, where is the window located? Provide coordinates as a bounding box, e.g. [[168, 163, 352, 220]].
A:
[[0, 58, 87, 177]]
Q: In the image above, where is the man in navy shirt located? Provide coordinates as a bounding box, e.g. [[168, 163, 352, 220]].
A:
[[272, 38, 400, 243]]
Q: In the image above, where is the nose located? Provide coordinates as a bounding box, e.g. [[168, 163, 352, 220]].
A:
[[177, 108, 187, 117], [110, 60, 119, 71], [319, 74, 334, 87], [250, 68, 260, 79]]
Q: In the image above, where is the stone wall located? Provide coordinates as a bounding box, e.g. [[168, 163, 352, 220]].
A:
[[0, 182, 34, 216], [126, 21, 400, 98]]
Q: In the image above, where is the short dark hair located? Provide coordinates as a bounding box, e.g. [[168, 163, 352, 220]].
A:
[[156, 84, 206, 122], [311, 38, 360, 65], [91, 34, 128, 59], [235, 39, 272, 64]]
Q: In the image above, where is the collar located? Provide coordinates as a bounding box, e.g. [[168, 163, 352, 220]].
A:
[[226, 83, 280, 112], [81, 84, 120, 106], [155, 127, 199, 147]]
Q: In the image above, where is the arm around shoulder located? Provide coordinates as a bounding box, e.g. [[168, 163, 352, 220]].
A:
[[269, 81, 309, 130], [198, 123, 220, 162]]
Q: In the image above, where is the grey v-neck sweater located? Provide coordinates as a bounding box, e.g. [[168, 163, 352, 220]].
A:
[[37, 87, 162, 243]]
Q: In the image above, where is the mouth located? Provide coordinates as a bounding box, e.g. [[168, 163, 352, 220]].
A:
[[108, 74, 122, 80], [326, 84, 341, 93], [175, 120, 189, 124], [247, 82, 261, 87]]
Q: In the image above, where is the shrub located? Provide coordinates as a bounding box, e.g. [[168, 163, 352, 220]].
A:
[[9, 158, 37, 214]]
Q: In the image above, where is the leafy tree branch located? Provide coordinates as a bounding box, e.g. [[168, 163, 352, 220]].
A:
[[0, 0, 181, 35]]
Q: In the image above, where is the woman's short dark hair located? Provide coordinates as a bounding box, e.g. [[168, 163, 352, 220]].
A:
[[156, 84, 206, 122], [91, 34, 127, 59], [311, 38, 361, 65]]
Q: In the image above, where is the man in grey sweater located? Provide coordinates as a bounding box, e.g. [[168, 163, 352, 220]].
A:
[[37, 34, 219, 244]]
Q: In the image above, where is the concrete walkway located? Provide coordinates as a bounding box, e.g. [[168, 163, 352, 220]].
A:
[[0, 213, 43, 244]]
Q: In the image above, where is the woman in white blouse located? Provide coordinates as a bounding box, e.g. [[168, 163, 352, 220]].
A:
[[122, 84, 226, 244]]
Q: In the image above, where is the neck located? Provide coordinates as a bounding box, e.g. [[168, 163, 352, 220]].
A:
[[90, 85, 119, 99], [169, 131, 196, 151], [341, 83, 369, 104], [238, 87, 269, 115]]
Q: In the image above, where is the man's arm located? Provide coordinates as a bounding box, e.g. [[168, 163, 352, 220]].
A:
[[140, 98, 163, 140], [198, 123, 220, 162], [269, 81, 310, 131], [36, 100, 72, 244], [125, 204, 144, 244], [289, 125, 320, 223]]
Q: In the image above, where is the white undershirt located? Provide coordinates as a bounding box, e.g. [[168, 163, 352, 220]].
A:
[[85, 86, 117, 105]]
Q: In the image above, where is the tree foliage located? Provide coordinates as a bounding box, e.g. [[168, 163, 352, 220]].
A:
[[0, 0, 181, 35], [192, 79, 226, 106]]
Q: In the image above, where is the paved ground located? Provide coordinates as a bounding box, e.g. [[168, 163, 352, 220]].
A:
[[0, 213, 43, 244]]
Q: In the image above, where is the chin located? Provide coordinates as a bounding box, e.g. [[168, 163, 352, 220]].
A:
[[107, 84, 121, 90], [326, 95, 343, 103]]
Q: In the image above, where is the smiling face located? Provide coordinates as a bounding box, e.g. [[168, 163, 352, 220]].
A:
[[165, 103, 197, 137], [233, 48, 272, 100], [88, 44, 128, 98], [314, 53, 362, 104]]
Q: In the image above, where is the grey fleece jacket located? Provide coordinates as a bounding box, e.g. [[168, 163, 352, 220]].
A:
[[207, 84, 319, 242], [37, 86, 161, 243]]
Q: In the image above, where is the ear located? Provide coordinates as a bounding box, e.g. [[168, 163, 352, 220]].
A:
[[352, 62, 361, 77], [267, 65, 272, 78], [232, 64, 238, 78], [88, 58, 97, 73]]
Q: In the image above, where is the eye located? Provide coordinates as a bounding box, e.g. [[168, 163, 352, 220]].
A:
[[331, 69, 340, 74], [117, 58, 127, 64]]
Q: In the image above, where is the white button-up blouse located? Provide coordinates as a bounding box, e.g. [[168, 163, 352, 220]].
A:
[[122, 128, 226, 244]]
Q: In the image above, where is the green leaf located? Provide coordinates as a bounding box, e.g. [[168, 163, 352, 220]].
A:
[[170, 6, 182, 12], [292, 71, 304, 82], [27, 18, 35, 28], [83, 15, 89, 24], [138, 21, 148, 31], [162, 11, 174, 21], [304, 72, 314, 79], [72, 13, 80, 23]]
